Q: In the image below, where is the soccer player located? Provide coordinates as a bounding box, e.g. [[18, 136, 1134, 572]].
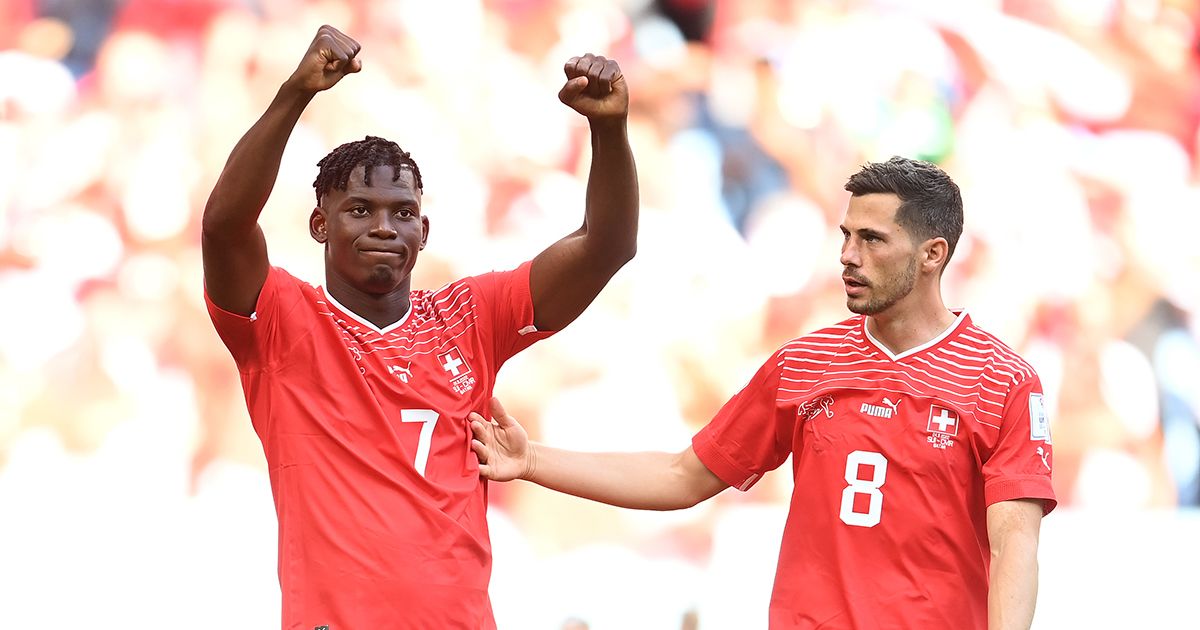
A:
[[201, 25, 637, 629], [471, 157, 1054, 630]]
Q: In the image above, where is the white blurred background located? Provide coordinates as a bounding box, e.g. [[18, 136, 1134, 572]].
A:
[[1, 0, 1198, 628]]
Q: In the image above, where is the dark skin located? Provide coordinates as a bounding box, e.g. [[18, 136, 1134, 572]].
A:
[[309, 165, 429, 326], [203, 25, 637, 330]]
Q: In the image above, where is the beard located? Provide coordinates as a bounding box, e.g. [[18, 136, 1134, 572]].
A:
[[364, 263, 400, 288], [847, 256, 918, 315], [369, 264, 394, 282]]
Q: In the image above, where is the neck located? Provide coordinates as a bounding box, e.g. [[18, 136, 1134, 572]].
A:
[[325, 275, 412, 330], [864, 293, 958, 356]]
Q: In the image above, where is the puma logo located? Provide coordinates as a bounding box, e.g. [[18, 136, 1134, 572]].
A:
[[388, 363, 413, 383], [1036, 446, 1051, 471], [861, 396, 901, 419]]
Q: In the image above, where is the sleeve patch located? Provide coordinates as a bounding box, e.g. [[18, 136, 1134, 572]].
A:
[[1029, 393, 1051, 442]]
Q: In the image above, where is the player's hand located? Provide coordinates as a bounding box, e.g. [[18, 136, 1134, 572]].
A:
[[558, 54, 628, 123], [285, 25, 362, 94], [470, 397, 535, 482]]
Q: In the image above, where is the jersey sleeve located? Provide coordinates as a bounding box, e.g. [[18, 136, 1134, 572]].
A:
[[204, 266, 307, 371], [464, 260, 554, 366], [982, 373, 1057, 514], [691, 349, 793, 492]]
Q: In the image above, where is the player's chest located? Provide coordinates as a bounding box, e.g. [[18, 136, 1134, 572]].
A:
[[329, 323, 490, 411], [792, 388, 984, 468]]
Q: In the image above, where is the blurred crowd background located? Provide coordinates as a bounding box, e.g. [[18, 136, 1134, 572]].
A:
[[1, 0, 1198, 628]]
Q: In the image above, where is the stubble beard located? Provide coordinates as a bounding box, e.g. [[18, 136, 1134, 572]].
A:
[[367, 264, 395, 285], [847, 257, 919, 316], [362, 263, 405, 294]]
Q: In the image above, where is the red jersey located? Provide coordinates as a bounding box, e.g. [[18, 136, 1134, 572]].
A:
[[693, 312, 1055, 630], [206, 262, 552, 630]]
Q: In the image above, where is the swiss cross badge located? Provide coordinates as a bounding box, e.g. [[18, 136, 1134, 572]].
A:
[[438, 346, 476, 395], [925, 404, 959, 450], [926, 404, 959, 436]]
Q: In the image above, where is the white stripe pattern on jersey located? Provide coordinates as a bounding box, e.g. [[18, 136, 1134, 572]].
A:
[[775, 315, 1036, 433], [318, 279, 483, 360]]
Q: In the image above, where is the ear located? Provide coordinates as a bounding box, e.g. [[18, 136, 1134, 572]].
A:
[[921, 237, 949, 274], [309, 207, 327, 243], [419, 215, 430, 250]]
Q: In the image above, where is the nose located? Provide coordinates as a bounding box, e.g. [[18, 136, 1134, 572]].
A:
[[368, 213, 398, 239], [840, 237, 858, 268]]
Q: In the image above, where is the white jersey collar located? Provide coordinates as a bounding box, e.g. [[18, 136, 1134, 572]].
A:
[[862, 309, 968, 361], [322, 286, 412, 335]]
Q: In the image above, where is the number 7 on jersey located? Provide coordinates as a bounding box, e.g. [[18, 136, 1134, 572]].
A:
[[401, 409, 439, 476]]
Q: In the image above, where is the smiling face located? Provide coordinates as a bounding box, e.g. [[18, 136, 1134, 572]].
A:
[[310, 164, 428, 296], [839, 193, 920, 316]]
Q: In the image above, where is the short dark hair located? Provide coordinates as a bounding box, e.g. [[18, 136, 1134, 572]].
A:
[[844, 156, 963, 266], [313, 135, 424, 204]]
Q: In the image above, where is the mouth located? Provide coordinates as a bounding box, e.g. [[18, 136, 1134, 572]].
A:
[[842, 275, 868, 296]]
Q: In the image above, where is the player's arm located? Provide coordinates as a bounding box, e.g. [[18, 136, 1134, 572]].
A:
[[470, 397, 727, 510], [201, 25, 361, 315], [986, 498, 1044, 630], [528, 54, 638, 332]]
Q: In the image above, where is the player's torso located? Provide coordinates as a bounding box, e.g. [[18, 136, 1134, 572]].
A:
[[791, 386, 984, 530], [779, 318, 1004, 532], [258, 284, 501, 603], [249, 281, 508, 629], [773, 387, 993, 629], [767, 319, 1002, 628], [271, 285, 494, 485]]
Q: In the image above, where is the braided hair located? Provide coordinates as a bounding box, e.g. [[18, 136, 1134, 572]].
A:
[[313, 136, 424, 204]]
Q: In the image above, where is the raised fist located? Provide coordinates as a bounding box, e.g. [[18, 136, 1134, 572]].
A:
[[286, 25, 362, 94], [558, 54, 628, 122]]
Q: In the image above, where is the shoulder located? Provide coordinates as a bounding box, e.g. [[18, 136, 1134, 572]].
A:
[[409, 277, 477, 321], [271, 270, 350, 327], [240, 266, 318, 314], [957, 321, 1039, 384], [441, 262, 537, 315], [805, 315, 863, 340], [265, 266, 316, 294], [777, 315, 864, 358]]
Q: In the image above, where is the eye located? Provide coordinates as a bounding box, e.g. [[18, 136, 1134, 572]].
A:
[[349, 205, 369, 217], [396, 207, 415, 219]]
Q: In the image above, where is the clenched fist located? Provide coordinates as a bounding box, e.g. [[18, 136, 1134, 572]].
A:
[[558, 54, 628, 122], [286, 25, 362, 94]]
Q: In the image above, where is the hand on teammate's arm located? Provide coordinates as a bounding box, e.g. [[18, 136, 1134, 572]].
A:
[[469, 396, 535, 483], [528, 54, 639, 332], [470, 397, 728, 511], [986, 498, 1044, 630], [202, 25, 361, 315]]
